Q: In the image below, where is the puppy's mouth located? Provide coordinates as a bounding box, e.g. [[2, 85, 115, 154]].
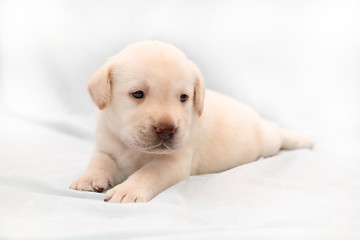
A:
[[143, 142, 175, 153], [130, 127, 188, 154]]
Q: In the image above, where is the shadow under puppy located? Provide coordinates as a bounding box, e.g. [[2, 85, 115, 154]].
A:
[[70, 41, 313, 203]]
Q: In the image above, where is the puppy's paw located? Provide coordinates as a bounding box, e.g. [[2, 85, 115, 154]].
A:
[[103, 183, 150, 203], [70, 173, 113, 193]]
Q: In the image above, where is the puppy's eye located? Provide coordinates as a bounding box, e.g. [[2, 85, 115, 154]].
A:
[[132, 91, 144, 99], [180, 94, 188, 102]]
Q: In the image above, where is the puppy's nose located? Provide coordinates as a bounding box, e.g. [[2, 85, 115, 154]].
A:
[[154, 123, 176, 141]]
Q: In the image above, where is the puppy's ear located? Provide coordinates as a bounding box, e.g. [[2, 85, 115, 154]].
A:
[[190, 61, 206, 116], [88, 61, 113, 110]]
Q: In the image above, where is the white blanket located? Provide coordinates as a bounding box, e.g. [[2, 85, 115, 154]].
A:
[[1, 114, 359, 240]]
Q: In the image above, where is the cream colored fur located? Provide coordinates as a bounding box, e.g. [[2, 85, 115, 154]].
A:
[[70, 41, 314, 203]]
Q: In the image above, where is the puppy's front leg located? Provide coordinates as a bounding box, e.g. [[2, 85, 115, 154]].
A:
[[70, 151, 123, 192], [104, 153, 191, 203]]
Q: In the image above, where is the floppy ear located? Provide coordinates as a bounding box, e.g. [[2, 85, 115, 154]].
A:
[[88, 62, 113, 110], [190, 61, 206, 116]]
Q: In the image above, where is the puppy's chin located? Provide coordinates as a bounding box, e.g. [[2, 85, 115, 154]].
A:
[[128, 139, 183, 155], [143, 143, 178, 154]]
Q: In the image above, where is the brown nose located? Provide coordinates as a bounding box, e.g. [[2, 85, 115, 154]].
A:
[[154, 123, 176, 141]]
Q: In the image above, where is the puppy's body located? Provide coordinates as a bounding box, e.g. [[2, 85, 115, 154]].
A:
[[190, 90, 275, 174], [71, 41, 313, 202]]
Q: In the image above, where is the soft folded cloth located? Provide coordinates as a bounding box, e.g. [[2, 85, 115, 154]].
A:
[[1, 113, 359, 240]]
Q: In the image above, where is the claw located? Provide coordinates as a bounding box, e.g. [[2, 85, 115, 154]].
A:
[[94, 187, 104, 192]]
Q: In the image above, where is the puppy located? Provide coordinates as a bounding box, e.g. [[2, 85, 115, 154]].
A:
[[70, 41, 313, 203]]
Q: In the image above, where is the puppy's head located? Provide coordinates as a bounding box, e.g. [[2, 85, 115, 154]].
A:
[[88, 41, 205, 154]]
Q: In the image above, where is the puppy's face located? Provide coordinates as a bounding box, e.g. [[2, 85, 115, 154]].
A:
[[88, 41, 205, 154]]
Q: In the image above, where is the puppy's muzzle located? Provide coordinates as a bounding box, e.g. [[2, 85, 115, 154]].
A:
[[154, 123, 176, 141]]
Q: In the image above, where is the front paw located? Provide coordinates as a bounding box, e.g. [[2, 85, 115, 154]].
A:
[[104, 183, 151, 203], [70, 173, 113, 193]]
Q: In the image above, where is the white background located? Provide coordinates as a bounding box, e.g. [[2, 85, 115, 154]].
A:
[[1, 0, 360, 148]]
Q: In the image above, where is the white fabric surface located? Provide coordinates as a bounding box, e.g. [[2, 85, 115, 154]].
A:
[[1, 114, 359, 240], [1, 0, 360, 239]]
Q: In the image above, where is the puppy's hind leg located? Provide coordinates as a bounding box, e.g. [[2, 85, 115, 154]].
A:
[[259, 120, 314, 158], [279, 129, 314, 150]]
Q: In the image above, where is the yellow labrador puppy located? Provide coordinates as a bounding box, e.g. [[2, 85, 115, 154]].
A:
[[70, 41, 313, 203]]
